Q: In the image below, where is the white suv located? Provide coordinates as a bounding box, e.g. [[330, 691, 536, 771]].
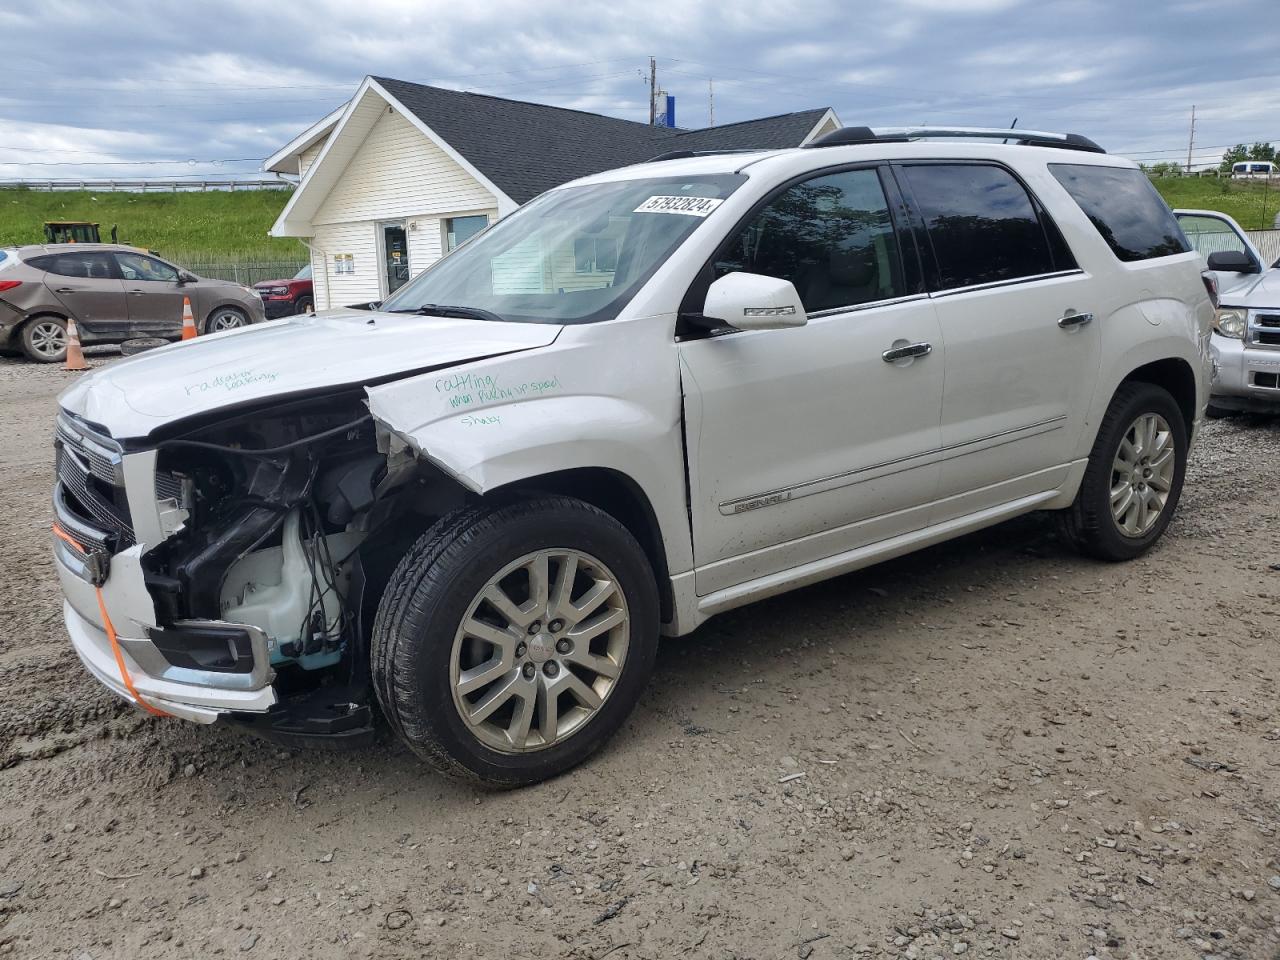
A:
[[52, 127, 1213, 785]]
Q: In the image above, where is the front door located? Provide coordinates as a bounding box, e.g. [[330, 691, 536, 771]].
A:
[[893, 161, 1100, 520], [380, 222, 409, 296], [678, 166, 945, 596], [114, 251, 187, 335], [1175, 209, 1264, 302]]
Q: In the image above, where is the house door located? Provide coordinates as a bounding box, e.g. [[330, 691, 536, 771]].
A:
[[379, 221, 409, 296]]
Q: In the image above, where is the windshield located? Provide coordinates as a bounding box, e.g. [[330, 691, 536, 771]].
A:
[[379, 174, 746, 324], [294, 263, 312, 280]]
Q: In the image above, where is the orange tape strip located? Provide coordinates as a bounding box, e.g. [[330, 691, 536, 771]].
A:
[[54, 523, 170, 718], [94, 587, 169, 718]]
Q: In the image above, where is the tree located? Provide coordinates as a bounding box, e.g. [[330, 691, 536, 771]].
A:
[[1220, 144, 1249, 173], [1248, 141, 1277, 162]]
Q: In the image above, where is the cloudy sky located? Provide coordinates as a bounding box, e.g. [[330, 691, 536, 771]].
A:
[[1, 0, 1276, 182]]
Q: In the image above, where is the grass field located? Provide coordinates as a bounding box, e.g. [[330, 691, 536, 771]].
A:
[[1151, 176, 1279, 231], [0, 175, 1274, 271], [0, 187, 303, 267]]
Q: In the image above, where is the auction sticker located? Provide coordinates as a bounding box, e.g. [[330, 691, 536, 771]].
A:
[[634, 195, 725, 217]]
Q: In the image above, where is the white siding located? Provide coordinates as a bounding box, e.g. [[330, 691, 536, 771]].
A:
[[312, 110, 496, 227], [309, 221, 380, 310], [298, 143, 323, 178]]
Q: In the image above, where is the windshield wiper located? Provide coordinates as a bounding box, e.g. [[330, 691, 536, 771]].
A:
[[386, 303, 505, 323]]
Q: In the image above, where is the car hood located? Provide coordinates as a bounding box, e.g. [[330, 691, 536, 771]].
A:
[[58, 308, 562, 440], [1219, 265, 1280, 307]]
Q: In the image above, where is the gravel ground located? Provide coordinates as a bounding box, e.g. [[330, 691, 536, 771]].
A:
[[1, 355, 1278, 960]]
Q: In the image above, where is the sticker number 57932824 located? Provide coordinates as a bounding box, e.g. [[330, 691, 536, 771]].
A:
[[633, 195, 725, 217]]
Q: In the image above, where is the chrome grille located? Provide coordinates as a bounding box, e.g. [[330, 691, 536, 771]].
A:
[[53, 416, 134, 548], [1251, 312, 1280, 350]]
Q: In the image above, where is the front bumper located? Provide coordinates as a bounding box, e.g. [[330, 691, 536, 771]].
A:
[[63, 600, 276, 723], [52, 429, 279, 723], [255, 294, 296, 319], [1210, 331, 1280, 411]]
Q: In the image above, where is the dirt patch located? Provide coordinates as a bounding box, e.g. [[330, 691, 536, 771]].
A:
[[1, 355, 1278, 959]]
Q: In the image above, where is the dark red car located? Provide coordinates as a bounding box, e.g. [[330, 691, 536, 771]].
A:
[[253, 264, 313, 318]]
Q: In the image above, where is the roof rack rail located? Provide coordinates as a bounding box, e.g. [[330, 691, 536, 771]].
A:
[[805, 126, 1106, 154], [646, 148, 761, 163]]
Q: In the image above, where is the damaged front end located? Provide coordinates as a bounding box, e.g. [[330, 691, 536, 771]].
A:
[[133, 393, 452, 747]]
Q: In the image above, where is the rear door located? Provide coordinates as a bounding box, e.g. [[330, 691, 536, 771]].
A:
[[35, 252, 128, 336], [894, 161, 1100, 520], [114, 251, 186, 335]]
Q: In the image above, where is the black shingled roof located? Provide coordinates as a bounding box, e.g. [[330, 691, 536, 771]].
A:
[[373, 77, 831, 203]]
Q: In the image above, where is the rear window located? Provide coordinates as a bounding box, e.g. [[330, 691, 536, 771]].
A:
[[1049, 164, 1190, 262]]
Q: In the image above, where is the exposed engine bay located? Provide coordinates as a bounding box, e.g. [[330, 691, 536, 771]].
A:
[[136, 392, 462, 739]]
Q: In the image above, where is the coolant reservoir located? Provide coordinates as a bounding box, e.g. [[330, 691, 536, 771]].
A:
[[219, 509, 361, 669]]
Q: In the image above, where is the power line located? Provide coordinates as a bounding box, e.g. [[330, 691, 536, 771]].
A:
[[664, 58, 1280, 107]]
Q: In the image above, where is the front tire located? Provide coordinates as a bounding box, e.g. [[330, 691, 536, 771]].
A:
[[371, 497, 660, 786], [205, 307, 248, 333], [1057, 382, 1187, 561], [294, 295, 314, 315]]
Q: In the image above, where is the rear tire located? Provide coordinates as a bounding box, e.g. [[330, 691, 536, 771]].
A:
[[21, 316, 68, 363], [371, 496, 659, 786], [1057, 382, 1187, 561]]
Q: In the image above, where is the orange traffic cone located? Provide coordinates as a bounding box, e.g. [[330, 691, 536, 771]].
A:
[[180, 296, 198, 340], [64, 317, 88, 372]]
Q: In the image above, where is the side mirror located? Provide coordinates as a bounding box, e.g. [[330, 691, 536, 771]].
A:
[[1206, 250, 1260, 274], [703, 272, 807, 331], [177, 270, 198, 284]]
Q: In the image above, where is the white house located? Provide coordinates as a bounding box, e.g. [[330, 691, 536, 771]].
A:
[[265, 76, 839, 309]]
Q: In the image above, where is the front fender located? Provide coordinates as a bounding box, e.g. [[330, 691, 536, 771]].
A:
[[364, 339, 693, 575]]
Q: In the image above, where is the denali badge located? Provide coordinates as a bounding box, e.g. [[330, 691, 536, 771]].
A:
[[743, 306, 797, 317]]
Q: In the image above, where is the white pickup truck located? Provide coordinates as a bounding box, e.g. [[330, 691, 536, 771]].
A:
[[52, 127, 1213, 785]]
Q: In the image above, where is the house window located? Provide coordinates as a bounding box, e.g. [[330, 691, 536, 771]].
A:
[[573, 237, 619, 274], [444, 215, 489, 252]]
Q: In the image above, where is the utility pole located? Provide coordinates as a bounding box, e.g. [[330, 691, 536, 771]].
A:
[[649, 57, 657, 126], [708, 78, 714, 127], [1185, 105, 1196, 175]]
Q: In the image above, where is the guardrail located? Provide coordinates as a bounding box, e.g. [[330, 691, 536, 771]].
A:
[[0, 178, 295, 193]]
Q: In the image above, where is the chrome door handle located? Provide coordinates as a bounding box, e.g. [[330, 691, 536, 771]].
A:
[[54, 287, 77, 293], [1058, 311, 1093, 328], [882, 341, 932, 363]]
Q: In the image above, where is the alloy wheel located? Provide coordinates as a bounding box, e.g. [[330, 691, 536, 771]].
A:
[[29, 320, 67, 359], [449, 549, 630, 753], [1110, 412, 1176, 538], [208, 310, 246, 331]]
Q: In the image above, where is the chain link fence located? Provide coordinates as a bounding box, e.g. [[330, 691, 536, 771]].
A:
[[1247, 229, 1280, 265], [178, 259, 309, 286]]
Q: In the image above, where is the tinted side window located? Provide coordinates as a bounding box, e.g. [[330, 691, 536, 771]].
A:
[[714, 168, 907, 313], [116, 252, 178, 282], [1049, 164, 1190, 262], [899, 163, 1060, 289], [30, 252, 115, 278]]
